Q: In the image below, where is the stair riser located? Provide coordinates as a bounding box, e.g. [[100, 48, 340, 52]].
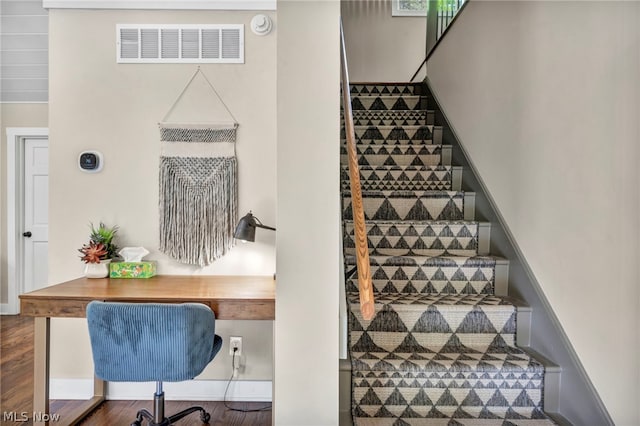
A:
[[353, 390, 542, 412], [353, 377, 546, 420], [342, 192, 466, 222], [340, 154, 444, 168], [342, 126, 443, 145], [343, 245, 477, 258], [350, 330, 516, 353], [346, 261, 496, 295], [341, 166, 455, 192], [340, 145, 449, 167], [352, 363, 546, 421], [342, 180, 453, 192], [351, 96, 422, 111], [349, 307, 517, 349], [347, 110, 434, 126], [343, 221, 480, 257], [350, 84, 420, 96], [354, 385, 545, 411], [340, 362, 556, 426]]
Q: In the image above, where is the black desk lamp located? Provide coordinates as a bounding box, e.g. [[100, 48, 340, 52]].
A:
[[234, 211, 276, 242]]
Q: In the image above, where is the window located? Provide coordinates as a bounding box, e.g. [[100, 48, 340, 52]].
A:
[[116, 24, 244, 63], [392, 0, 427, 17]]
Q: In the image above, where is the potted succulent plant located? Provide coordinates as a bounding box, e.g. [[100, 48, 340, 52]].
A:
[[79, 222, 119, 278]]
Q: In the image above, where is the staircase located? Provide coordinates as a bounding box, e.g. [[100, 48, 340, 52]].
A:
[[340, 83, 557, 425]]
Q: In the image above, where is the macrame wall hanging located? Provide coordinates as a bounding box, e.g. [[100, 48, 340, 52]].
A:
[[159, 68, 238, 267]]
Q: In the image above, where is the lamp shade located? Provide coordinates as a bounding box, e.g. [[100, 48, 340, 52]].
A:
[[234, 212, 257, 242], [234, 211, 276, 243]]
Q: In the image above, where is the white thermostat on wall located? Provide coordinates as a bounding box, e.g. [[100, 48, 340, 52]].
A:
[[78, 151, 104, 173]]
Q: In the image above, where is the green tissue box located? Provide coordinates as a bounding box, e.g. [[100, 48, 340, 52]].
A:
[[110, 261, 156, 279]]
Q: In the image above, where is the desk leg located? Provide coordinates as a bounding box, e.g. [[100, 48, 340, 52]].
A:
[[32, 318, 105, 426], [33, 317, 50, 426], [94, 376, 105, 399]]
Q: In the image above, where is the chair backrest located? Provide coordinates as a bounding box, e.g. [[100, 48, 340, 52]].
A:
[[86, 301, 222, 382]]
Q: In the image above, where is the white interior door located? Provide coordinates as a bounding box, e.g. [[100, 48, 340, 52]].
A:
[[23, 138, 49, 293]]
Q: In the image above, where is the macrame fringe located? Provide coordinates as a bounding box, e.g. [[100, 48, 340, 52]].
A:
[[158, 68, 240, 266], [159, 156, 238, 267]]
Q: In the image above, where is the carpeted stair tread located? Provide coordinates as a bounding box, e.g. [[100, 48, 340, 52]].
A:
[[350, 347, 543, 374], [341, 165, 454, 192], [342, 191, 466, 222], [345, 274, 495, 296], [351, 95, 422, 111], [344, 164, 453, 173], [340, 144, 448, 167], [343, 220, 479, 257], [342, 125, 441, 145], [347, 292, 513, 309], [344, 219, 479, 226], [342, 180, 453, 192], [347, 110, 432, 126], [345, 254, 499, 265]]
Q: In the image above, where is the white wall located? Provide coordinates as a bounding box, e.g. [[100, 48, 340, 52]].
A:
[[427, 1, 640, 424], [48, 9, 276, 384], [0, 0, 49, 103], [275, 0, 341, 424], [342, 0, 426, 82]]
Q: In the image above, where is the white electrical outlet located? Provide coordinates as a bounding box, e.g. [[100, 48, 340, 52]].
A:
[[229, 336, 242, 356]]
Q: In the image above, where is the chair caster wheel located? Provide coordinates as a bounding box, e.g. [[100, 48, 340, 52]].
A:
[[200, 411, 211, 424], [131, 422, 141, 426]]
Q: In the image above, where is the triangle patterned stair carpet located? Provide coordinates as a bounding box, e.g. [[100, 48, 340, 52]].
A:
[[345, 110, 434, 126], [340, 165, 455, 192], [341, 125, 442, 145], [343, 220, 480, 257], [340, 144, 449, 168], [350, 84, 419, 96], [351, 95, 422, 111], [340, 83, 556, 425]]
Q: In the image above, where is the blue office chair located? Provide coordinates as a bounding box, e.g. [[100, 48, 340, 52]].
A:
[[86, 301, 223, 426]]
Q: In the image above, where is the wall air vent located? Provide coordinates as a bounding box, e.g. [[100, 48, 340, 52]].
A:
[[117, 24, 244, 63]]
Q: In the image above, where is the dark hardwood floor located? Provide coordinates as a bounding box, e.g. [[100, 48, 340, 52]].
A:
[[0, 315, 271, 425], [1, 314, 34, 423]]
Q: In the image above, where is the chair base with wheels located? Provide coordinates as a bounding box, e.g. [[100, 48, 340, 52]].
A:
[[129, 382, 211, 426], [86, 302, 223, 426]]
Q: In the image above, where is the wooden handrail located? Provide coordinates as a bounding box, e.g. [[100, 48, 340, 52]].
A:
[[340, 21, 375, 321]]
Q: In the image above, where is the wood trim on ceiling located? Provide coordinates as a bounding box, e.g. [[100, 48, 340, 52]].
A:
[[43, 0, 276, 10]]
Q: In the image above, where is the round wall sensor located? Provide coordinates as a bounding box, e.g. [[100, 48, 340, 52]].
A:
[[251, 14, 272, 36], [78, 151, 104, 173]]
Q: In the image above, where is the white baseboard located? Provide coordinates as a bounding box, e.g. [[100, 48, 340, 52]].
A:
[[0, 303, 18, 315], [50, 379, 272, 402]]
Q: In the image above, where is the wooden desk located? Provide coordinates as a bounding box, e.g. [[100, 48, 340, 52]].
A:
[[19, 275, 275, 426]]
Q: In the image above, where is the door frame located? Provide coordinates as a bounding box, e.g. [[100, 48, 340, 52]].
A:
[[4, 127, 49, 315]]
